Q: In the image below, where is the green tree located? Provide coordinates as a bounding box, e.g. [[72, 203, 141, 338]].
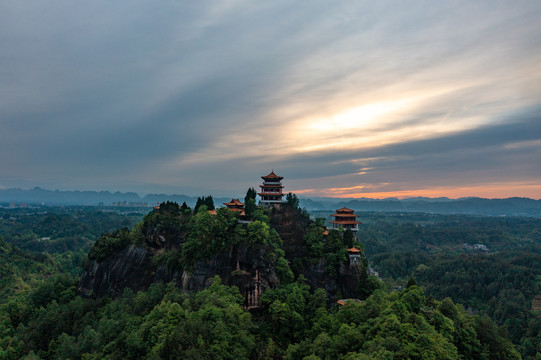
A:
[[286, 193, 300, 209], [244, 188, 257, 204]]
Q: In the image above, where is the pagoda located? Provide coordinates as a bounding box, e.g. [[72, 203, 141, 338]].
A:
[[223, 198, 245, 216], [330, 207, 361, 231], [258, 170, 284, 206]]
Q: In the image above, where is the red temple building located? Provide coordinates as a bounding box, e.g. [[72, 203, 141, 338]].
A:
[[223, 198, 245, 216], [330, 207, 361, 231], [258, 171, 285, 206]]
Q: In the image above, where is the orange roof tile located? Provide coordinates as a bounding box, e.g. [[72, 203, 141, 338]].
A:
[[337, 300, 345, 306], [223, 198, 244, 206], [261, 170, 283, 180], [347, 247, 361, 253], [322, 229, 329, 236], [330, 213, 359, 217], [336, 207, 355, 213], [208, 209, 217, 215]]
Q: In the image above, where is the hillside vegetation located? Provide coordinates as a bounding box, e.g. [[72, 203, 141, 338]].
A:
[[0, 204, 538, 359]]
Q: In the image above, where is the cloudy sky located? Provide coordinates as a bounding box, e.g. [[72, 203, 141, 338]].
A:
[[1, 1, 540, 199]]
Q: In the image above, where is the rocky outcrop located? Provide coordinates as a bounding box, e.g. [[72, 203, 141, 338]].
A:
[[79, 242, 279, 306], [79, 203, 363, 303], [270, 203, 362, 300]]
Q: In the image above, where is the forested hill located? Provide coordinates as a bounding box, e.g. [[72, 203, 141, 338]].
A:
[[0, 202, 527, 359]]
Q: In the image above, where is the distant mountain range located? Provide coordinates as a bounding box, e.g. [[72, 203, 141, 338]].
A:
[[1, 187, 540, 217], [298, 196, 541, 217]]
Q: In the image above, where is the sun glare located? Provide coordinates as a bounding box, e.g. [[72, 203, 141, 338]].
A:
[[308, 99, 414, 133]]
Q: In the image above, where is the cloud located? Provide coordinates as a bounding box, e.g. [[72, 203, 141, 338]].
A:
[[0, 1, 540, 198]]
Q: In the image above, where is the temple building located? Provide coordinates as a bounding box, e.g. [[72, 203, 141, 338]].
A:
[[223, 198, 245, 216], [258, 171, 285, 206], [347, 247, 362, 266], [330, 207, 361, 231]]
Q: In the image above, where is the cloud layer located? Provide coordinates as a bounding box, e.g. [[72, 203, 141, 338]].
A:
[[1, 1, 540, 198]]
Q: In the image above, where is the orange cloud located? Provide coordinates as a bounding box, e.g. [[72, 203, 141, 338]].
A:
[[296, 182, 541, 200]]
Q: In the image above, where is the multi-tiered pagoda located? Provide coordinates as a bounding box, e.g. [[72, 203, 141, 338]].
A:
[[258, 171, 284, 206], [330, 207, 361, 231]]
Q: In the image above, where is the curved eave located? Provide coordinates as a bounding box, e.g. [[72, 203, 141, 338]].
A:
[[330, 220, 361, 225]]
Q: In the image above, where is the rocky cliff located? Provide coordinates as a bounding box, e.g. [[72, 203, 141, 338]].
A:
[[79, 203, 363, 303]]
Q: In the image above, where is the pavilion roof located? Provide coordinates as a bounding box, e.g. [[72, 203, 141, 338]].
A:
[[224, 198, 244, 206], [259, 184, 284, 188], [330, 213, 359, 217], [330, 220, 361, 225], [336, 207, 355, 213], [261, 170, 283, 180], [347, 247, 361, 253], [258, 192, 284, 196]]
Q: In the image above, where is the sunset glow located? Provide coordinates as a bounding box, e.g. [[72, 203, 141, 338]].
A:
[[0, 1, 540, 199]]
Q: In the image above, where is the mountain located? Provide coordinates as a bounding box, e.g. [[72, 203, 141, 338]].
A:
[[78, 202, 364, 310], [1, 187, 540, 217], [300, 196, 541, 217]]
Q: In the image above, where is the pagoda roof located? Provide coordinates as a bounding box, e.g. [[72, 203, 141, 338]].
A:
[[347, 247, 361, 253], [330, 220, 361, 225], [336, 207, 355, 213], [208, 209, 217, 215], [228, 208, 246, 215], [330, 213, 359, 218], [259, 184, 284, 188], [261, 171, 283, 180], [223, 198, 244, 206], [258, 192, 284, 196], [322, 229, 329, 236]]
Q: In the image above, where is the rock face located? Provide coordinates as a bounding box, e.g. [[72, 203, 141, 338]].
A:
[[270, 203, 361, 301], [79, 203, 362, 302], [80, 242, 279, 304]]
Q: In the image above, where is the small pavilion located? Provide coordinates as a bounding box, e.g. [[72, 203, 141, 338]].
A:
[[347, 247, 362, 266], [223, 198, 246, 216]]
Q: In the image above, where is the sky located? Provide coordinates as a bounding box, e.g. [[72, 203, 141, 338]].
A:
[[1, 1, 540, 199]]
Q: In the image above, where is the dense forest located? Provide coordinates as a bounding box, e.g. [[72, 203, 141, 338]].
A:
[[0, 203, 539, 359]]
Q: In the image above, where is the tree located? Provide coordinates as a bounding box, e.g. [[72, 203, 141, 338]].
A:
[[286, 193, 300, 209], [344, 228, 354, 248], [194, 196, 215, 213], [244, 188, 257, 204], [244, 198, 256, 219]]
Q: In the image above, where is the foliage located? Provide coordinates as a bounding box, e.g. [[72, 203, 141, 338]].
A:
[[0, 206, 142, 253], [0, 207, 536, 359], [194, 196, 215, 213], [87, 227, 132, 262], [244, 187, 258, 218]]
